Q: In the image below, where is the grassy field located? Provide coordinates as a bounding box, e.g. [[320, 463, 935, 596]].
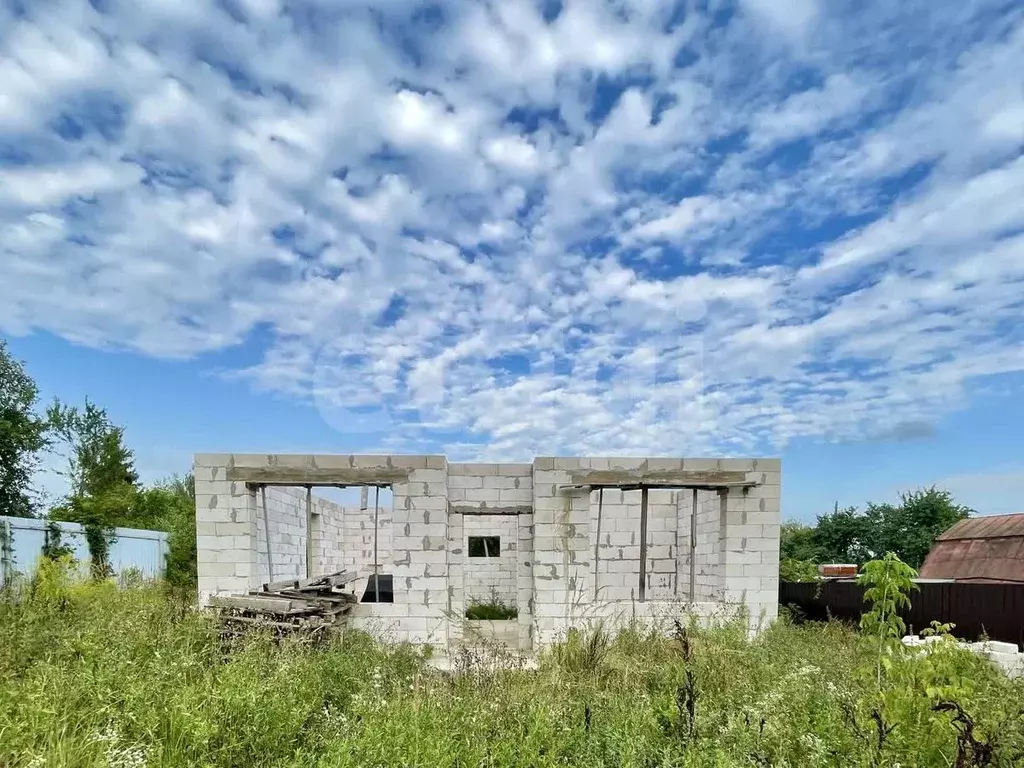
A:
[[2, 563, 1024, 767]]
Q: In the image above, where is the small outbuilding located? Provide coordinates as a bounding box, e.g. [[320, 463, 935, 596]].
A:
[[919, 513, 1024, 584]]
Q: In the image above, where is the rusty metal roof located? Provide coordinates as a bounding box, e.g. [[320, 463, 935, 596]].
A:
[[920, 514, 1024, 583], [936, 513, 1024, 541]]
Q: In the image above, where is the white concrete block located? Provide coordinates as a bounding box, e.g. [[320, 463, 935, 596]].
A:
[[498, 489, 533, 503], [498, 463, 533, 476], [978, 641, 1020, 655]]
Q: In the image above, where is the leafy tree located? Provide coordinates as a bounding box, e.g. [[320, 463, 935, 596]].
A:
[[781, 521, 820, 561], [0, 340, 49, 518], [46, 400, 138, 500], [813, 504, 877, 564], [46, 399, 139, 574], [779, 489, 971, 581], [780, 557, 819, 582], [869, 488, 972, 569], [44, 399, 198, 586], [135, 474, 196, 590], [779, 522, 821, 582]]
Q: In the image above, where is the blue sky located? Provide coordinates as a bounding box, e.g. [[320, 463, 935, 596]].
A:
[[1, 0, 1022, 521]]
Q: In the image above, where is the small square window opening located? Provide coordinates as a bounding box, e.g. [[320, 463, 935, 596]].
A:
[[360, 574, 394, 602], [468, 535, 500, 557]]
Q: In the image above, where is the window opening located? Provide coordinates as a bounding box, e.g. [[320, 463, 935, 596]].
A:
[[361, 574, 394, 602], [468, 535, 500, 558]]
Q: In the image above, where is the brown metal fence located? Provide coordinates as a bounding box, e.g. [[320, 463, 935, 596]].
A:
[[779, 580, 1024, 650]]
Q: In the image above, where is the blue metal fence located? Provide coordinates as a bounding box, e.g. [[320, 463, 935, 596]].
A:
[[0, 516, 169, 586]]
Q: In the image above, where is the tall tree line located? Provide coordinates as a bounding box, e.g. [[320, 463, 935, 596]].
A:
[[781, 489, 974, 580]]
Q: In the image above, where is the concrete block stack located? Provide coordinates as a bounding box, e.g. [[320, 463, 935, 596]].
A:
[[902, 636, 1024, 679]]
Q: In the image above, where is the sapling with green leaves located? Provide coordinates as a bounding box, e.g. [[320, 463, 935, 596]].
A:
[[857, 552, 918, 688]]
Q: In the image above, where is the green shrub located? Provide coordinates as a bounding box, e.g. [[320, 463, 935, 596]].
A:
[[780, 556, 819, 582], [464, 600, 518, 620]]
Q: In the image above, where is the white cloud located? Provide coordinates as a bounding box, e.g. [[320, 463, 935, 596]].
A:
[[741, 0, 819, 39], [629, 196, 737, 241], [0, 20, 108, 129], [809, 156, 1024, 276], [386, 90, 468, 152], [0, 0, 1021, 461], [0, 160, 145, 207], [748, 74, 871, 148], [482, 135, 544, 174]]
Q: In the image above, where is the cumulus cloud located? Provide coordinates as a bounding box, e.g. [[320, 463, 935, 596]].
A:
[[0, 0, 1022, 459]]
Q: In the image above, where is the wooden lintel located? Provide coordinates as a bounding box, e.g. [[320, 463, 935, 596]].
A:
[[228, 466, 411, 485], [569, 468, 755, 487], [559, 482, 755, 493], [449, 504, 533, 516]]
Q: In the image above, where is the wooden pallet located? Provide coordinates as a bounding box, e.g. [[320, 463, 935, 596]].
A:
[[212, 569, 359, 638]]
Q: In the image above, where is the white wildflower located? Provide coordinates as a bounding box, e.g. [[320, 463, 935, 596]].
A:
[[92, 724, 150, 768], [799, 732, 826, 756]]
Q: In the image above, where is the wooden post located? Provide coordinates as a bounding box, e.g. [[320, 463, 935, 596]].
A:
[[0, 518, 12, 587], [260, 485, 274, 582], [593, 488, 604, 600], [639, 487, 649, 603], [305, 485, 313, 579], [373, 485, 380, 603], [689, 488, 697, 603], [673, 491, 680, 597]]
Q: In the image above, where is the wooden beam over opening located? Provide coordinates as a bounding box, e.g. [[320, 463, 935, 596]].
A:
[[449, 504, 533, 516], [559, 482, 755, 493], [569, 468, 758, 488]]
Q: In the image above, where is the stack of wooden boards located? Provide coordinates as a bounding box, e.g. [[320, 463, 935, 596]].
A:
[[210, 570, 359, 637]]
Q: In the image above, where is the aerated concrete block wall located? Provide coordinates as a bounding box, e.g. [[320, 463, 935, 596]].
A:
[[644, 490, 682, 600], [446, 462, 534, 643], [309, 495, 348, 577], [194, 453, 781, 649], [195, 456, 257, 605], [719, 460, 781, 627], [250, 486, 351, 584], [201, 480, 350, 588], [530, 458, 592, 647], [255, 486, 308, 584], [389, 456, 450, 645], [590, 489, 682, 602], [463, 515, 519, 606], [693, 490, 724, 601]]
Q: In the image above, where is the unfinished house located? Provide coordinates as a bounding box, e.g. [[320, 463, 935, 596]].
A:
[[194, 454, 781, 651]]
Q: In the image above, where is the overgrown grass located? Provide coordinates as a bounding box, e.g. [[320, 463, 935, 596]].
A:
[[3, 561, 1024, 767]]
